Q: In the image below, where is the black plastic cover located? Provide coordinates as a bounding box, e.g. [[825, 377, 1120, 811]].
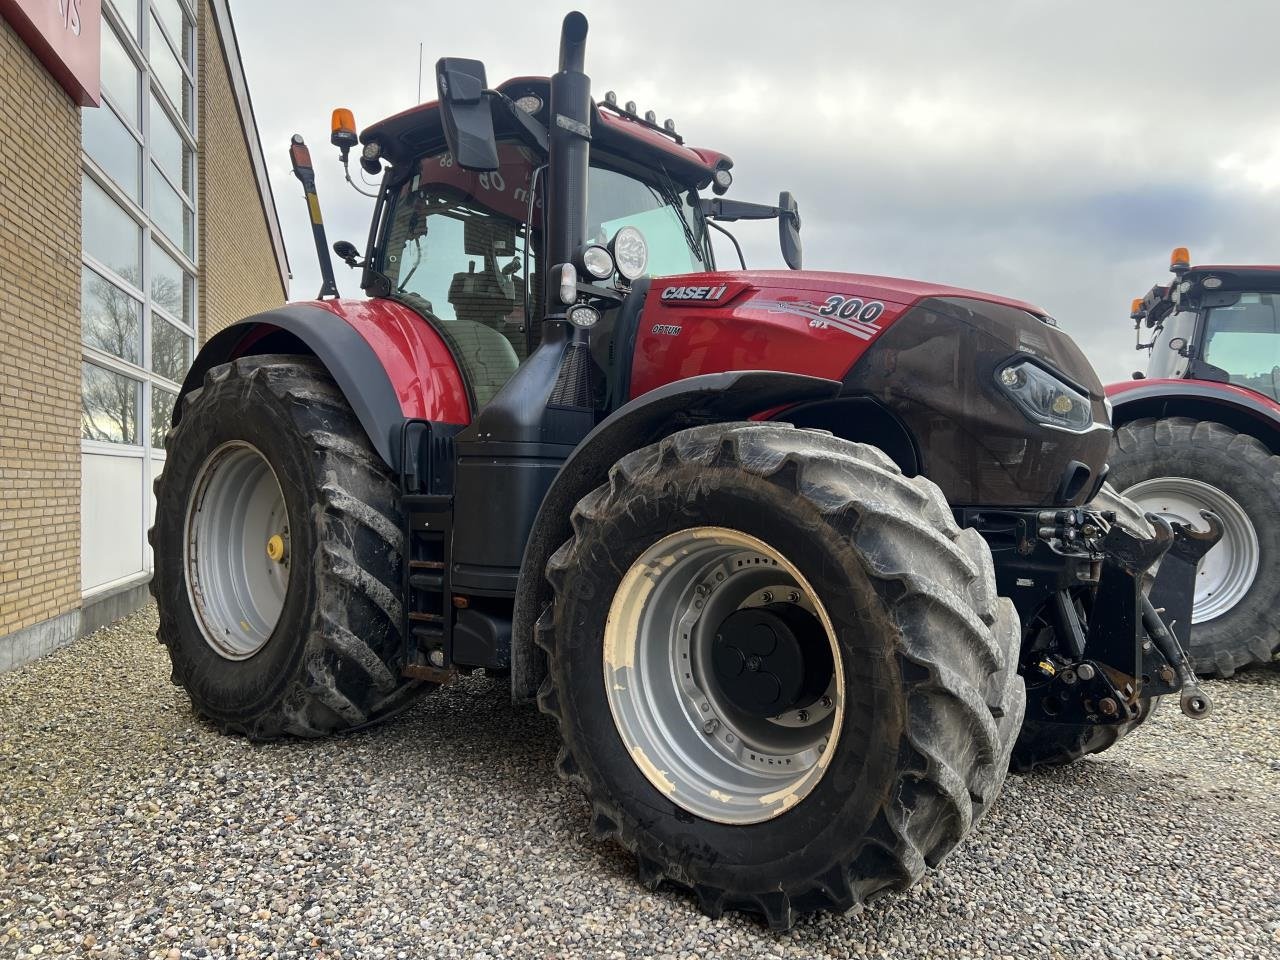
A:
[[845, 296, 1111, 506]]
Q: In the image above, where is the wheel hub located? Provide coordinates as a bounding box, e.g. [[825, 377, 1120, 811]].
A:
[[712, 605, 832, 717]]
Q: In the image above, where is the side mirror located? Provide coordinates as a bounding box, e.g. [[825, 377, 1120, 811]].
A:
[[436, 57, 500, 171], [333, 240, 361, 267], [778, 191, 802, 270]]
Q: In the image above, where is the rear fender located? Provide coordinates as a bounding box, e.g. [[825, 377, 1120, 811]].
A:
[[1108, 379, 1280, 453], [508, 370, 841, 701], [178, 300, 470, 470]]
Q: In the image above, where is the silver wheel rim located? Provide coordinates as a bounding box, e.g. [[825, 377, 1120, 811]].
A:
[[603, 527, 845, 825], [1124, 477, 1259, 623], [184, 442, 290, 659]]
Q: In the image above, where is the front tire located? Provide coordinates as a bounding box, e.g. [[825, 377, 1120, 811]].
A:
[[1111, 417, 1280, 677], [538, 423, 1025, 929], [150, 355, 426, 738]]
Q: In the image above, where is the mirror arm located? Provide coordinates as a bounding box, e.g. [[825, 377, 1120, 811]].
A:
[[706, 218, 746, 269], [699, 197, 781, 222], [486, 90, 550, 155]]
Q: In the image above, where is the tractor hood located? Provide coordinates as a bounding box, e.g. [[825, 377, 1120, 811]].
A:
[[630, 269, 1112, 506]]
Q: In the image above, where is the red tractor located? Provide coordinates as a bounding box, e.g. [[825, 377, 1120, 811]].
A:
[[1108, 248, 1280, 677], [151, 13, 1211, 928]]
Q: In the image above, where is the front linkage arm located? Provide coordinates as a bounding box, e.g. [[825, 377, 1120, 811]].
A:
[[1024, 506, 1219, 726]]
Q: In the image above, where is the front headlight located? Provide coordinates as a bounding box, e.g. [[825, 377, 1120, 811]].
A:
[[610, 226, 648, 281], [996, 360, 1094, 432]]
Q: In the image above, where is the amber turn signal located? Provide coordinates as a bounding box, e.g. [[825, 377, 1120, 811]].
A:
[[1130, 297, 1144, 318]]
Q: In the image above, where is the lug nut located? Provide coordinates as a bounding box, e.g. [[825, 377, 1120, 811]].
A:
[[796, 710, 809, 723], [820, 696, 832, 709], [702, 718, 720, 735], [761, 591, 773, 603], [788, 591, 800, 603]]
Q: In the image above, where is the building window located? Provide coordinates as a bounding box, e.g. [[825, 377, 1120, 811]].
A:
[[81, 0, 199, 593]]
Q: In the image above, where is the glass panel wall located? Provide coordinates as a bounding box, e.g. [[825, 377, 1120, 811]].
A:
[[82, 0, 199, 593]]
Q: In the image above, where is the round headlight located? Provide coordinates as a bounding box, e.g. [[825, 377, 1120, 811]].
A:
[[568, 304, 600, 328], [581, 244, 614, 280], [713, 168, 732, 190], [610, 226, 649, 281], [514, 94, 543, 114], [362, 141, 382, 161], [1202, 276, 1223, 289]]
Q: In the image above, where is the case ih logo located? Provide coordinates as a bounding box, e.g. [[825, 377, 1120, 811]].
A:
[[661, 284, 729, 302]]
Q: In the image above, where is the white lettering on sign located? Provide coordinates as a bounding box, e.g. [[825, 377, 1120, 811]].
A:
[[57, 0, 83, 35]]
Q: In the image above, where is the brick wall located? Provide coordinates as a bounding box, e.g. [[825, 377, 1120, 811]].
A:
[[0, 18, 83, 637], [198, 0, 286, 340]]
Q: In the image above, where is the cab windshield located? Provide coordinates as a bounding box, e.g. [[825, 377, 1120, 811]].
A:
[[1202, 293, 1280, 401], [379, 143, 709, 407]]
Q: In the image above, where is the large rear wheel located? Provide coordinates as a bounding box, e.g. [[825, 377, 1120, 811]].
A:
[[539, 423, 1024, 929], [1110, 417, 1280, 676], [150, 355, 427, 738]]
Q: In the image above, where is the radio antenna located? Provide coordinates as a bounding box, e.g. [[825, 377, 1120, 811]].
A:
[[417, 42, 423, 102]]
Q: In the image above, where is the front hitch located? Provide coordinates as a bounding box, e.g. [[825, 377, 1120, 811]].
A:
[[1020, 505, 1219, 727], [1143, 510, 1223, 718]]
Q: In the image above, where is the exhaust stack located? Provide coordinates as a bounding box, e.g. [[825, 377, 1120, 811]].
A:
[[545, 11, 591, 309]]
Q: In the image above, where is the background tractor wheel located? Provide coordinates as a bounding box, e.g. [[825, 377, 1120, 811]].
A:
[[538, 422, 1025, 929], [1011, 483, 1159, 772], [1111, 417, 1280, 677], [150, 355, 427, 738]]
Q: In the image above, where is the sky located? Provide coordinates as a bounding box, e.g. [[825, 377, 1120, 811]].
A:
[[232, 0, 1280, 384]]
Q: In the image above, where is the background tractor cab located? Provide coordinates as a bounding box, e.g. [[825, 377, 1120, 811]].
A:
[[1105, 247, 1280, 676]]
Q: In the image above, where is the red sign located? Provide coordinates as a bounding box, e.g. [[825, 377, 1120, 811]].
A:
[[0, 0, 101, 106]]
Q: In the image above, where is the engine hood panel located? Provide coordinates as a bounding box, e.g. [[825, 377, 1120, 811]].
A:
[[629, 272, 924, 398], [627, 271, 1110, 507]]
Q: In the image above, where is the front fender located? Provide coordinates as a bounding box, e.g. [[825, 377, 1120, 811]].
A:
[[508, 369, 841, 701], [178, 300, 469, 469]]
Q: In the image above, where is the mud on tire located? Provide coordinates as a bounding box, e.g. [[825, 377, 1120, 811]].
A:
[[537, 422, 1025, 929], [150, 355, 427, 738]]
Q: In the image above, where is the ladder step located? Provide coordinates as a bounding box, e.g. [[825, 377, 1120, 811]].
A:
[[411, 623, 444, 642], [409, 611, 443, 624], [409, 572, 444, 592], [409, 559, 445, 570]]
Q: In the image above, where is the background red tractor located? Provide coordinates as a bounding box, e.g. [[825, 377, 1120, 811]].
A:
[[1107, 248, 1280, 677], [149, 12, 1211, 929]]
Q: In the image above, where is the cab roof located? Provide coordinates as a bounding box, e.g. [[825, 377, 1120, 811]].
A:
[[361, 77, 730, 189]]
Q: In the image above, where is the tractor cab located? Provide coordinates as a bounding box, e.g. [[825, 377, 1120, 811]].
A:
[[1130, 247, 1280, 401]]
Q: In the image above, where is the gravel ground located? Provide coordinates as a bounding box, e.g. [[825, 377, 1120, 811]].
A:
[[1, 605, 1277, 959]]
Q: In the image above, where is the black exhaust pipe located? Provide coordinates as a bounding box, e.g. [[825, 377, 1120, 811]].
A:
[[546, 11, 591, 306]]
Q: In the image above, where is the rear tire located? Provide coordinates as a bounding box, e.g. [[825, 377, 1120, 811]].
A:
[[539, 423, 1025, 929], [1111, 417, 1280, 677], [150, 355, 427, 738]]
